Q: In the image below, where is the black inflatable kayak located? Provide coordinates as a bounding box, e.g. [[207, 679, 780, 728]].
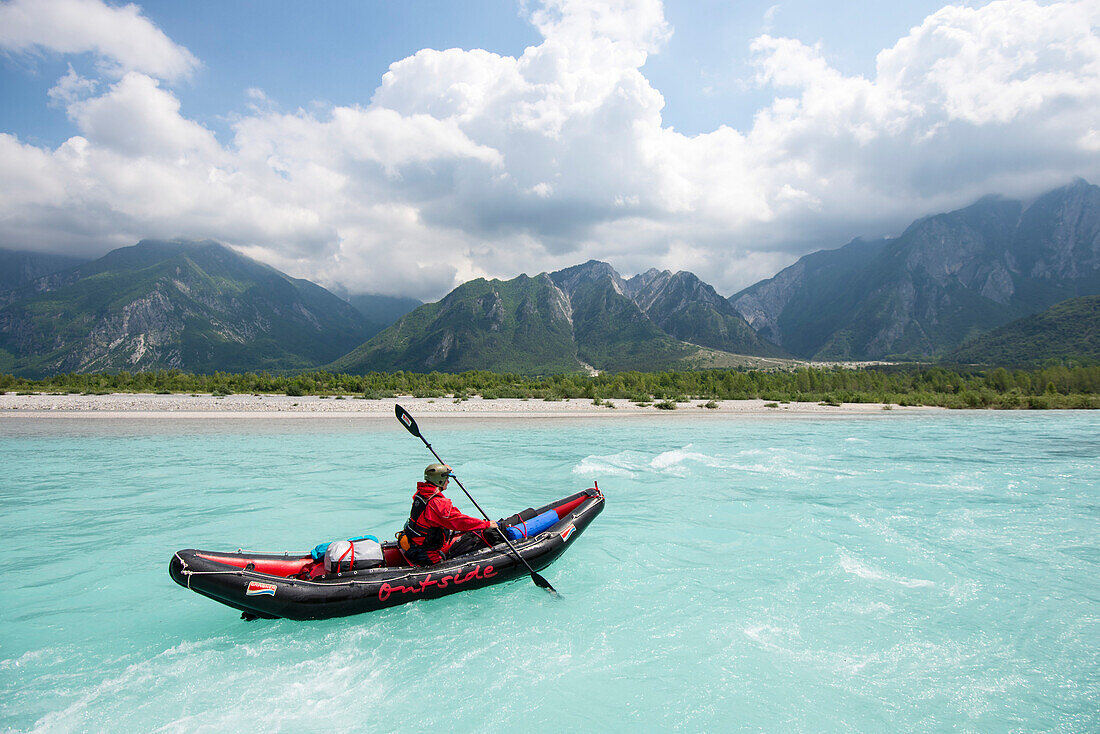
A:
[[169, 487, 604, 620]]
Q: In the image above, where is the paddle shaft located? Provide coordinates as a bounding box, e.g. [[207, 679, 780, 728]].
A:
[[395, 405, 558, 596]]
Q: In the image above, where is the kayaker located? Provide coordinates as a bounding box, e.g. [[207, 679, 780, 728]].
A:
[[398, 463, 503, 566]]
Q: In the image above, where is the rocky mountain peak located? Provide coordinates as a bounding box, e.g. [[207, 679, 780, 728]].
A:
[[625, 268, 725, 313], [623, 268, 670, 298], [550, 260, 627, 297], [0, 239, 374, 376], [729, 179, 1099, 360], [1011, 178, 1100, 280]]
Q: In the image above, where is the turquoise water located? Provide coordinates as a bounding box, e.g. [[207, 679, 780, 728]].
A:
[[1, 412, 1097, 732]]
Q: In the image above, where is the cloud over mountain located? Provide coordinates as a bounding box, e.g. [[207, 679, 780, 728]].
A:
[[0, 0, 1098, 300]]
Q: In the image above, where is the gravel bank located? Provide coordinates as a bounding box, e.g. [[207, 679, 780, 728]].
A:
[[0, 392, 939, 418]]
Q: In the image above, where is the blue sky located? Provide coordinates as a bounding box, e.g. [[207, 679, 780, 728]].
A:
[[1, 0, 1098, 299], [1, 1, 541, 147], [2, 0, 954, 144]]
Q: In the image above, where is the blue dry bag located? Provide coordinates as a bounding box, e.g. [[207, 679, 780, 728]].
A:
[[504, 509, 560, 540]]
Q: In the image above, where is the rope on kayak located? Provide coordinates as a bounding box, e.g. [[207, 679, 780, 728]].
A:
[[235, 548, 292, 556], [174, 552, 243, 590], [173, 547, 519, 589]]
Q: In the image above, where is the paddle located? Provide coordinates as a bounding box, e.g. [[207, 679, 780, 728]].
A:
[[394, 403, 559, 597]]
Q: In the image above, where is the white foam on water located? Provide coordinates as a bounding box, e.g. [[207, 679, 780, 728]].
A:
[[742, 623, 794, 649], [852, 601, 893, 614], [741, 620, 891, 676], [951, 672, 1029, 719], [28, 629, 397, 733], [574, 444, 732, 478], [648, 445, 732, 476], [948, 579, 981, 602], [572, 450, 645, 477], [0, 647, 63, 671], [838, 552, 935, 588], [831, 600, 894, 615], [575, 444, 818, 484], [649, 446, 703, 470], [850, 513, 928, 555]]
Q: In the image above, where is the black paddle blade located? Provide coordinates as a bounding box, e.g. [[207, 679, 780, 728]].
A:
[[395, 404, 420, 437], [532, 572, 560, 597]]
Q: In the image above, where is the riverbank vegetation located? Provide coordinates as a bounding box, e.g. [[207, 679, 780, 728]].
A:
[[2, 364, 1098, 409]]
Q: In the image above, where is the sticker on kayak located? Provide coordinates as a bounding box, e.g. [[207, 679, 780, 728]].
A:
[[246, 581, 277, 596], [560, 524, 576, 542]]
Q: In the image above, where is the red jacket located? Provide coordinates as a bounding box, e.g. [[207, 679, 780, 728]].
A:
[[402, 482, 491, 565], [413, 482, 491, 533]]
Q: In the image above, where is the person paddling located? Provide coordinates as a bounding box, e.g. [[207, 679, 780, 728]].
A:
[[398, 463, 504, 566]]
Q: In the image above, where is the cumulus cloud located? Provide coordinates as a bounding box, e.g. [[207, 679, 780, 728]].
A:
[[1, 0, 1099, 299], [0, 0, 199, 80], [739, 0, 1100, 235], [46, 64, 98, 106]]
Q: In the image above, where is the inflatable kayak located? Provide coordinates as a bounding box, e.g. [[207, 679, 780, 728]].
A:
[[169, 487, 604, 620]]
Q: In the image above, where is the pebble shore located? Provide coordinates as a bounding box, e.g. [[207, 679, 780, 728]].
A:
[[0, 392, 938, 417]]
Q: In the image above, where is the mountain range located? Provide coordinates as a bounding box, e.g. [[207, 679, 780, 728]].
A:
[[0, 240, 385, 376], [731, 179, 1099, 360], [0, 179, 1097, 377], [328, 260, 785, 375]]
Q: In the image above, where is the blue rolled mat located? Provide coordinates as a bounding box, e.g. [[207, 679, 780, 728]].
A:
[[504, 508, 560, 540]]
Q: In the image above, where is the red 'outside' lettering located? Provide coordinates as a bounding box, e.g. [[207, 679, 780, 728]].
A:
[[378, 564, 496, 602]]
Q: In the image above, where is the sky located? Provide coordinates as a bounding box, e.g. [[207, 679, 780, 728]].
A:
[[1, 0, 1098, 300]]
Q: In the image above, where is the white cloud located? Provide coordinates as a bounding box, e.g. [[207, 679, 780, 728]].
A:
[[46, 63, 98, 106], [0, 0, 199, 81], [738, 0, 1100, 227], [877, 1, 1100, 126], [1, 0, 1099, 300], [68, 72, 221, 158], [762, 4, 780, 33]]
